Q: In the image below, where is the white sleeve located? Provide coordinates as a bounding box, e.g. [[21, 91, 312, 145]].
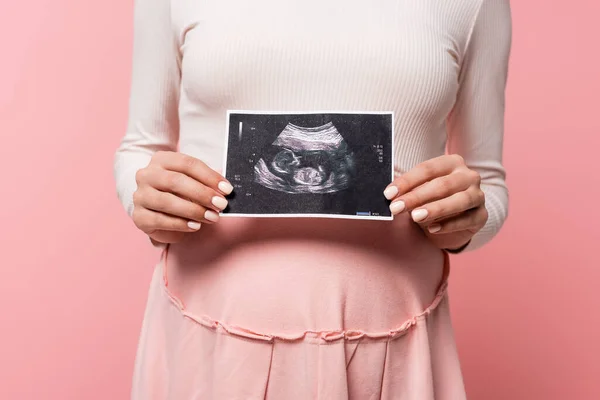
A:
[[446, 0, 513, 251], [113, 0, 181, 217]]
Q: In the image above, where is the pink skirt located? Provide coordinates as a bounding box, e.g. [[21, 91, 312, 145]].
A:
[[131, 216, 466, 399]]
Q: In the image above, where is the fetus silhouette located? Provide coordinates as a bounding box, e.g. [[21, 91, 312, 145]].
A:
[[254, 122, 355, 194]]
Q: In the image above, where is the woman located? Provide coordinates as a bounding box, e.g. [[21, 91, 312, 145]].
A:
[[114, 0, 511, 398]]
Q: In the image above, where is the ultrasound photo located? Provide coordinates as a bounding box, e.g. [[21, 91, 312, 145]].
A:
[[221, 111, 394, 220]]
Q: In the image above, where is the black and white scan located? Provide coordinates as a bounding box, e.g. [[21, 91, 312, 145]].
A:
[[222, 112, 393, 219], [253, 122, 355, 194]]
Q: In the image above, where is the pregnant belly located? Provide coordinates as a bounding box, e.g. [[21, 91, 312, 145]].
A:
[[164, 213, 446, 337]]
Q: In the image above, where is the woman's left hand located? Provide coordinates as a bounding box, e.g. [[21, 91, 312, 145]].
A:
[[383, 154, 488, 251]]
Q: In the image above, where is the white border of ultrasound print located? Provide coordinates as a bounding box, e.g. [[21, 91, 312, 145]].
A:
[[220, 110, 395, 221]]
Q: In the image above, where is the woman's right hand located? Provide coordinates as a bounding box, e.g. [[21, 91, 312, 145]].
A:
[[132, 151, 233, 244]]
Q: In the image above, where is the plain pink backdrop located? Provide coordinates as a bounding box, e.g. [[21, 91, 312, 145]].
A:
[[1, 1, 599, 399]]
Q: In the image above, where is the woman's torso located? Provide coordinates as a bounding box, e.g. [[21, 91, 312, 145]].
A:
[[164, 0, 479, 335]]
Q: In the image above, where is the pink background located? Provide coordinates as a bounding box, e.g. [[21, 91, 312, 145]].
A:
[[1, 1, 599, 399]]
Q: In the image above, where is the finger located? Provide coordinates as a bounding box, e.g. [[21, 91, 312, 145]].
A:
[[383, 154, 465, 200], [153, 151, 234, 195], [133, 207, 202, 234], [388, 172, 472, 215], [428, 210, 464, 223], [426, 206, 488, 234], [409, 187, 485, 223], [136, 187, 221, 224], [146, 168, 228, 211]]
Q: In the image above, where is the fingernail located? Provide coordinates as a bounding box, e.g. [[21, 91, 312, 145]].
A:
[[187, 221, 201, 230], [428, 224, 441, 233], [205, 210, 220, 222], [218, 181, 234, 195], [211, 196, 228, 210], [389, 200, 405, 214], [383, 185, 399, 200], [411, 209, 428, 222]]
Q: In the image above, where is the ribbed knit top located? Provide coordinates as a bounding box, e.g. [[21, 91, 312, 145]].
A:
[[114, 0, 512, 251]]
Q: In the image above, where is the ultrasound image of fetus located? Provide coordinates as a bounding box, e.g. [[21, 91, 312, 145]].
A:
[[254, 122, 355, 194]]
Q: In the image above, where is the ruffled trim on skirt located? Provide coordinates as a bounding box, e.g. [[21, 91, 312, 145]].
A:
[[161, 245, 451, 345]]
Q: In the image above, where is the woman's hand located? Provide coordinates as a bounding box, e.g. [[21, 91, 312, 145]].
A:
[[132, 151, 233, 244], [383, 154, 487, 251]]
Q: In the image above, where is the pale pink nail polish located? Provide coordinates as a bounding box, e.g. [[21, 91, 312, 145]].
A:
[[428, 224, 441, 233], [411, 209, 428, 222], [218, 181, 234, 195], [205, 210, 220, 222], [211, 196, 228, 210], [187, 221, 201, 230], [389, 200, 405, 214], [383, 185, 399, 200]]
